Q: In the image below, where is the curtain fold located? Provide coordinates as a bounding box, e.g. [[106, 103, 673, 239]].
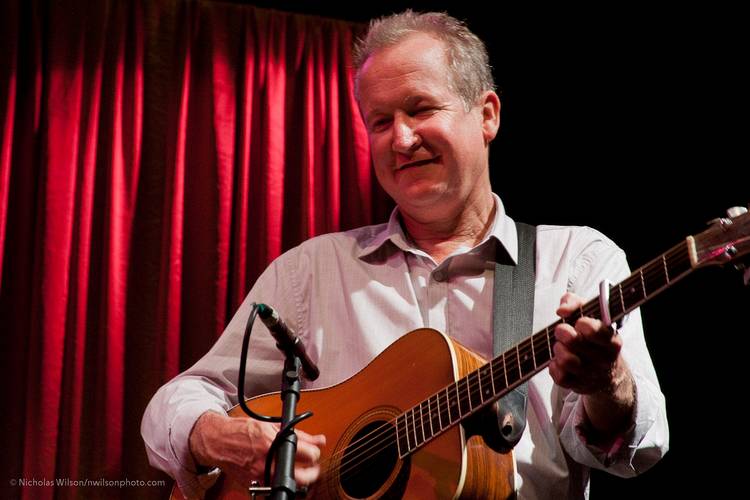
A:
[[0, 1, 389, 499]]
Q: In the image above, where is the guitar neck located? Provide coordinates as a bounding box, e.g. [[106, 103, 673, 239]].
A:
[[395, 239, 695, 457]]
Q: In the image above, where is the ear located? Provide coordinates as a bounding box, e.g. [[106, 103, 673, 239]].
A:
[[479, 90, 501, 144]]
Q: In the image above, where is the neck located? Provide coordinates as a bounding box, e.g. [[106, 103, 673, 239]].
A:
[[400, 190, 495, 264]]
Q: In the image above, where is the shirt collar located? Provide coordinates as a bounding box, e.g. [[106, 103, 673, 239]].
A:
[[357, 193, 518, 265]]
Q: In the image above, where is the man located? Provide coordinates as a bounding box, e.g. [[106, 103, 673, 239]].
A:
[[142, 11, 668, 499]]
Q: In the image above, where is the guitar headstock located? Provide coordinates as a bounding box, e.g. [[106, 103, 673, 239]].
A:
[[687, 207, 750, 283], [688, 205, 750, 282]]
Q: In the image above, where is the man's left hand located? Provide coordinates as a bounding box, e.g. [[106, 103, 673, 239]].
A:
[[550, 292, 635, 439], [549, 292, 626, 395]]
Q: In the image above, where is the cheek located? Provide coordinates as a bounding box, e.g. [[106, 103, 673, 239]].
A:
[[369, 139, 393, 176], [368, 134, 389, 160]]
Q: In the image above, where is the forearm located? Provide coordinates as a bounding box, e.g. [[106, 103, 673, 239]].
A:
[[188, 410, 252, 470], [141, 378, 230, 498], [582, 355, 636, 446]]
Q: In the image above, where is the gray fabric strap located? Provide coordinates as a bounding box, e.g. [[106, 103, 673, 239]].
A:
[[491, 221, 536, 450]]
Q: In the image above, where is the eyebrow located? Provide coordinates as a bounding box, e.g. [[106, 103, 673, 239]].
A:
[[402, 94, 433, 107], [366, 94, 435, 119]]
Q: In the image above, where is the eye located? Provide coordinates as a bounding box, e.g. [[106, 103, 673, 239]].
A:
[[412, 106, 436, 117], [370, 117, 392, 132]]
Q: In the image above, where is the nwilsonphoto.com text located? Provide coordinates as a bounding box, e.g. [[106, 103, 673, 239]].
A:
[[9, 477, 166, 488]]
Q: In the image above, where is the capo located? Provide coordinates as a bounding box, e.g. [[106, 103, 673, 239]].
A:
[[598, 279, 613, 328]]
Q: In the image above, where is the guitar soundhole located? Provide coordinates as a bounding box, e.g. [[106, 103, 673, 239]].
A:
[[340, 420, 399, 498]]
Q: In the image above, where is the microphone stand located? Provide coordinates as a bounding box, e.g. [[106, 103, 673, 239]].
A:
[[241, 303, 315, 499], [270, 352, 305, 500]]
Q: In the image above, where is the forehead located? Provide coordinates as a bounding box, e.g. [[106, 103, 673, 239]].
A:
[[358, 33, 455, 112]]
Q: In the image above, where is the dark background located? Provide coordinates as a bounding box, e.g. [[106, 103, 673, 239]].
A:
[[247, 2, 747, 497]]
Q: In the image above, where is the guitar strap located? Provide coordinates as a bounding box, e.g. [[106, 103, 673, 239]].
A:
[[491, 221, 535, 451]]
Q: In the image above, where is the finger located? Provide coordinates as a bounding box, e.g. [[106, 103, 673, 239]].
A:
[[556, 324, 609, 363], [556, 292, 584, 317], [554, 323, 578, 347], [295, 439, 322, 466], [548, 354, 580, 389], [297, 429, 327, 448], [575, 317, 622, 354], [294, 464, 322, 486], [556, 329, 620, 372], [547, 360, 565, 387], [552, 341, 582, 375]]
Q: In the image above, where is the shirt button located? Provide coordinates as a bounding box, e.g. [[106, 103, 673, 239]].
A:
[[433, 270, 446, 282]]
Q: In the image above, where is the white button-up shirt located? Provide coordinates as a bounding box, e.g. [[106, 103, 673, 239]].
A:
[[141, 194, 668, 499]]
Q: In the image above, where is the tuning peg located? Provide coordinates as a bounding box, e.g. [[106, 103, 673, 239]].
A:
[[707, 216, 731, 227], [727, 206, 748, 218], [708, 206, 748, 226]]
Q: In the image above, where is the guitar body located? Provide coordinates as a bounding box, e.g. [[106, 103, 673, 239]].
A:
[[175, 328, 514, 500]]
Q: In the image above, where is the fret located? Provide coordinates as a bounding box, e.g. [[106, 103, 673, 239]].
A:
[[428, 394, 440, 434], [416, 402, 426, 443], [419, 400, 431, 441], [489, 361, 497, 395], [396, 414, 408, 456], [643, 262, 667, 297], [516, 345, 522, 374], [478, 364, 493, 402], [618, 282, 625, 315], [496, 352, 509, 391], [476, 368, 484, 403], [403, 411, 413, 452], [444, 386, 452, 424], [435, 392, 443, 430], [667, 244, 692, 279], [532, 332, 551, 366], [662, 255, 670, 284], [621, 275, 643, 308], [492, 355, 508, 394], [468, 371, 483, 409], [609, 283, 623, 319], [505, 349, 521, 386], [410, 408, 419, 448], [518, 339, 535, 377], [545, 326, 552, 357], [448, 384, 460, 422], [425, 397, 433, 438], [458, 377, 472, 414], [639, 268, 647, 298]]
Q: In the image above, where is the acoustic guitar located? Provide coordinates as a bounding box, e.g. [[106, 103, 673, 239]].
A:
[[171, 207, 749, 500]]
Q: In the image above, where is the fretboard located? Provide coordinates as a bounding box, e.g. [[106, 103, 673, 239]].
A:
[[395, 240, 694, 457]]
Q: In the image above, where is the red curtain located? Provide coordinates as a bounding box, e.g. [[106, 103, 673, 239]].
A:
[[0, 1, 390, 498]]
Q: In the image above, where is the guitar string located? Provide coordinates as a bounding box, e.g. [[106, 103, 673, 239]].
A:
[[318, 247, 691, 480], [326, 248, 692, 481], [321, 247, 691, 481]]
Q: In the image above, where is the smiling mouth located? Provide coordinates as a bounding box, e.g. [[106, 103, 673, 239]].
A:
[[397, 157, 439, 171]]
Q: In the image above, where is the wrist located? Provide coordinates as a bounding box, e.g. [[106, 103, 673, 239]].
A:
[[583, 357, 636, 438], [189, 411, 224, 471]]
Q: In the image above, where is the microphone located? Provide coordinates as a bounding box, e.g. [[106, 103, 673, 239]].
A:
[[256, 303, 320, 381]]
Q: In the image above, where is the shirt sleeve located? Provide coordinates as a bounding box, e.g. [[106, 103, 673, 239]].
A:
[[556, 227, 669, 477], [140, 248, 303, 499]]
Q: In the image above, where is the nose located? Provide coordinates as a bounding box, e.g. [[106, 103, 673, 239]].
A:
[[391, 115, 421, 155]]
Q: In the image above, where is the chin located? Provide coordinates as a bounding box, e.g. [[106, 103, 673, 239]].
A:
[[396, 184, 452, 210]]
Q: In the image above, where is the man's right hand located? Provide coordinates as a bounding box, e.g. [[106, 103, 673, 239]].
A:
[[188, 411, 326, 488]]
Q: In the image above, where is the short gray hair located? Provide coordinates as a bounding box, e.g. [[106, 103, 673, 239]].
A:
[[353, 10, 496, 110]]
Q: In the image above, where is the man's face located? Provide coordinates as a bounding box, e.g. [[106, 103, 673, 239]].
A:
[[357, 33, 498, 219]]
